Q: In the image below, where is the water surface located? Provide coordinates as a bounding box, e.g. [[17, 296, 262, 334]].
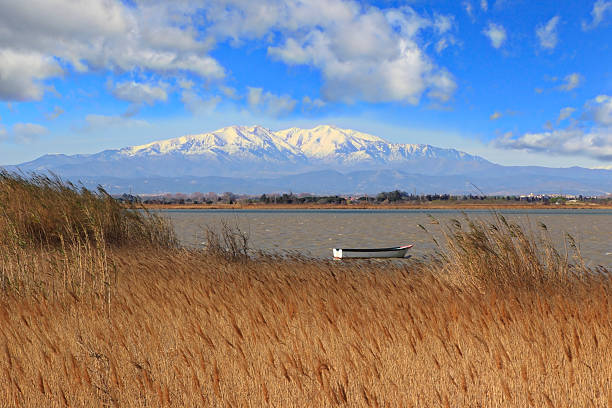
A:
[[162, 209, 612, 267]]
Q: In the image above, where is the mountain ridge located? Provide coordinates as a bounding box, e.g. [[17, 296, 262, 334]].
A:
[[3, 125, 611, 195]]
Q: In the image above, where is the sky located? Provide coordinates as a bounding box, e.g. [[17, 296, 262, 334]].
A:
[[0, 0, 611, 168]]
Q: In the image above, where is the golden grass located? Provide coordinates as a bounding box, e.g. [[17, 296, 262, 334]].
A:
[[0, 173, 611, 406], [0, 170, 176, 249], [1, 250, 610, 406]]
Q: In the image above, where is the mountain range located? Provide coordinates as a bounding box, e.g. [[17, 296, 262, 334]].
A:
[[3, 125, 611, 195]]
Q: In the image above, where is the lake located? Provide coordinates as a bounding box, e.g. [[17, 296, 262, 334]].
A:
[[161, 209, 612, 267]]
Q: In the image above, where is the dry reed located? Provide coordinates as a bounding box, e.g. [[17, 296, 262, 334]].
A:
[[0, 173, 610, 406], [0, 170, 176, 249]]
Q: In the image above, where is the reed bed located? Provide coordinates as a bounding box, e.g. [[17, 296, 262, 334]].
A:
[[0, 173, 610, 406], [0, 170, 176, 249]]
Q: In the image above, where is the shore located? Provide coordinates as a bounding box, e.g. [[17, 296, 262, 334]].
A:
[[139, 202, 612, 210]]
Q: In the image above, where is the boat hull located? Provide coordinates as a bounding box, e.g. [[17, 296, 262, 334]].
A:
[[333, 245, 413, 259]]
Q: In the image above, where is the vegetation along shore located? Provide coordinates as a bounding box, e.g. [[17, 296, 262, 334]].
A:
[[120, 190, 612, 210], [1, 171, 611, 406]]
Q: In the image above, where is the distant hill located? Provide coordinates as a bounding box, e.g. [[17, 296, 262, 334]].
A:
[[4, 125, 611, 195]]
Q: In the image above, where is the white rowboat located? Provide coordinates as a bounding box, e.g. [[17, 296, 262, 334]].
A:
[[333, 245, 413, 259]]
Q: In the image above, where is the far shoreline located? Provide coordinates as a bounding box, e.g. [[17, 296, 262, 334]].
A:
[[137, 202, 612, 210]]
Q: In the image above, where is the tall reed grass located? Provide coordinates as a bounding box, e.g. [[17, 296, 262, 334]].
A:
[[0, 171, 176, 298], [0, 172, 610, 406], [0, 170, 176, 249], [426, 213, 600, 289]]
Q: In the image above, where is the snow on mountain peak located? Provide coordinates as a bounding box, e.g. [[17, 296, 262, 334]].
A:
[[275, 125, 388, 159], [122, 125, 302, 159], [117, 124, 484, 167]]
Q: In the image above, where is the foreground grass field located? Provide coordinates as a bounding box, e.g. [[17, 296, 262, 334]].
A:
[[1, 172, 611, 406]]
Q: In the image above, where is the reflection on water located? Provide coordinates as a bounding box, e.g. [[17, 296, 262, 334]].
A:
[[161, 209, 612, 267]]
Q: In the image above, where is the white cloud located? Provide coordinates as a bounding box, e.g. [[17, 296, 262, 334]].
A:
[[11, 122, 48, 144], [0, 125, 7, 141], [247, 87, 297, 117], [536, 16, 560, 50], [432, 15, 457, 54], [0, 50, 63, 101], [435, 38, 449, 53], [220, 86, 240, 100], [426, 69, 457, 102], [433, 14, 453, 34], [494, 127, 612, 161], [556, 107, 575, 123], [78, 114, 148, 133], [111, 81, 167, 105], [0, 0, 456, 107], [494, 95, 612, 161], [181, 90, 221, 114], [558, 73, 582, 91], [246, 88, 264, 107], [480, 0, 488, 12], [45, 105, 65, 121], [582, 0, 612, 30], [202, 0, 359, 42], [588, 95, 612, 125], [178, 79, 194, 90], [490, 111, 502, 120], [482, 22, 507, 49], [258, 4, 456, 104], [0, 0, 224, 102], [302, 96, 326, 110], [463, 1, 475, 20]]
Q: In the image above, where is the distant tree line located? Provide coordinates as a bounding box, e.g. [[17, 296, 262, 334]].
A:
[[114, 189, 610, 205]]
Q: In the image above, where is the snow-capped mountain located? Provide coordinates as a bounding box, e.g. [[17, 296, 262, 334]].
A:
[[4, 125, 611, 195], [8, 125, 492, 178], [120, 124, 487, 168], [121, 125, 304, 162], [276, 125, 482, 164]]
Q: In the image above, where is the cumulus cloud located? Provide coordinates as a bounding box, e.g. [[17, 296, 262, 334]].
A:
[[111, 81, 167, 105], [536, 16, 560, 50], [493, 95, 612, 161], [247, 87, 297, 117], [494, 127, 612, 161], [259, 3, 456, 104], [0, 50, 63, 101], [558, 73, 582, 91], [0, 0, 224, 102], [587, 95, 612, 126], [582, 0, 612, 30], [490, 111, 502, 120], [482, 22, 507, 48], [0, 0, 456, 108]]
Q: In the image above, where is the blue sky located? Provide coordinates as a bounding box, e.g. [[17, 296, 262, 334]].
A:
[[0, 0, 611, 168]]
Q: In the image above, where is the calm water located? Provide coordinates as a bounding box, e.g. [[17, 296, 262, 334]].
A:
[[162, 209, 612, 267]]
